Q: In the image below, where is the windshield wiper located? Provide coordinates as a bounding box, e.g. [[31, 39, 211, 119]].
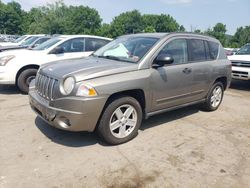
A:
[[96, 55, 135, 63], [97, 55, 121, 61]]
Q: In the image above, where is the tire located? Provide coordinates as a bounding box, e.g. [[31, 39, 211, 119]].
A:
[[17, 68, 38, 94], [97, 96, 143, 145], [202, 82, 224, 111]]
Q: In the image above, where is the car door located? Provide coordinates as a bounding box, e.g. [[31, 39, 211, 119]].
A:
[[150, 38, 195, 111], [47, 38, 86, 62], [186, 39, 213, 101]]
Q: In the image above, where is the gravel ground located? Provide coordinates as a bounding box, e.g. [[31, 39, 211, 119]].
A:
[[0, 80, 250, 188]]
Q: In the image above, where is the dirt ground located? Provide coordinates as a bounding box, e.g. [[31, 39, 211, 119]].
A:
[[0, 80, 250, 188]]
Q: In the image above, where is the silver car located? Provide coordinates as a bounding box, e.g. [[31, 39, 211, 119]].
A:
[[29, 33, 231, 145]]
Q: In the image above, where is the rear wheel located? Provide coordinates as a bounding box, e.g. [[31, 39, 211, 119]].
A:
[[202, 82, 224, 111], [97, 96, 142, 145], [17, 68, 38, 94]]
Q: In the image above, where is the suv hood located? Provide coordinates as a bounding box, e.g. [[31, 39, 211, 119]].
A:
[[0, 48, 43, 57], [40, 56, 139, 82], [228, 54, 250, 61]]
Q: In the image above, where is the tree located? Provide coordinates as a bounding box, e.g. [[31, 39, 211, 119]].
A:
[[97, 23, 112, 38], [0, 1, 24, 34], [155, 14, 180, 32], [142, 14, 159, 31], [65, 5, 101, 34], [205, 23, 227, 46], [144, 26, 156, 33], [230, 26, 250, 47], [23, 1, 101, 35], [109, 10, 143, 37], [142, 14, 184, 33]]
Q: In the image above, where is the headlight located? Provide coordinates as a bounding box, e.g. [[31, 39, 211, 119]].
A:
[[76, 83, 98, 97], [61, 77, 75, 95], [0, 55, 15, 66]]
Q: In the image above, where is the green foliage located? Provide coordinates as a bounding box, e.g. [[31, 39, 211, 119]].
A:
[[65, 5, 101, 35], [97, 23, 112, 38], [22, 1, 102, 35], [0, 1, 24, 34], [230, 26, 250, 48], [144, 26, 156, 33], [108, 10, 143, 38], [205, 23, 227, 46], [141, 14, 183, 33], [155, 14, 180, 32]]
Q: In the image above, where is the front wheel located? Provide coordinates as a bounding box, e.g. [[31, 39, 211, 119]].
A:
[[202, 82, 224, 111], [97, 96, 142, 145], [17, 68, 38, 94]]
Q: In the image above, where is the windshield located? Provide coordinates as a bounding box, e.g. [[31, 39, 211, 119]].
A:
[[33, 38, 61, 51], [14, 35, 26, 43], [236, 44, 250, 55], [20, 37, 39, 46], [93, 36, 159, 63]]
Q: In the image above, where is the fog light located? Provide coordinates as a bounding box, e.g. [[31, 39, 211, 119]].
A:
[[57, 116, 71, 129]]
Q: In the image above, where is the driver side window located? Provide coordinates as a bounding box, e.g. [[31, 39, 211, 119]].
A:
[[159, 39, 188, 64], [58, 38, 85, 53]]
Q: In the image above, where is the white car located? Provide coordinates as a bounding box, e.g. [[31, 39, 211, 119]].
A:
[[0, 35, 112, 93], [0, 34, 45, 47], [228, 43, 250, 81]]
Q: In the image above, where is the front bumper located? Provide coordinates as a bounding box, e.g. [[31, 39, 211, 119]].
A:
[[232, 66, 250, 80], [29, 89, 107, 132], [0, 67, 15, 84]]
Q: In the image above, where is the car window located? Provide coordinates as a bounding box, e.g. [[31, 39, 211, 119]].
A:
[[188, 39, 206, 62], [14, 35, 26, 43], [85, 38, 110, 52], [208, 41, 219, 60], [58, 38, 85, 53], [236, 44, 250, 55], [159, 39, 188, 64], [33, 38, 61, 51], [21, 37, 39, 46], [35, 38, 50, 45], [93, 37, 158, 63]]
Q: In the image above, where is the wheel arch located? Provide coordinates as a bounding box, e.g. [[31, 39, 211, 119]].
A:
[[213, 76, 227, 90], [15, 64, 40, 85], [95, 89, 146, 132]]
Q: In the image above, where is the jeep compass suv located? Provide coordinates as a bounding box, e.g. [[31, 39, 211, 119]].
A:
[[29, 33, 231, 145]]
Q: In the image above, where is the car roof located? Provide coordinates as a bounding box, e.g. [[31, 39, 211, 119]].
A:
[[122, 32, 219, 42], [56, 35, 112, 41], [122, 33, 169, 39]]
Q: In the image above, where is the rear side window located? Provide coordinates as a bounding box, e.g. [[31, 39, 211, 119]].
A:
[[36, 38, 50, 45], [188, 39, 206, 62], [85, 38, 110, 52], [59, 38, 85, 53], [208, 41, 219, 60]]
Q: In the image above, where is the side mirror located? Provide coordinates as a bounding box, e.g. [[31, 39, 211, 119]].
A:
[[50, 46, 64, 54], [32, 44, 39, 48], [153, 54, 174, 68]]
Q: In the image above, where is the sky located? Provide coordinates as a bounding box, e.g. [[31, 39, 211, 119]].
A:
[[2, 0, 250, 35]]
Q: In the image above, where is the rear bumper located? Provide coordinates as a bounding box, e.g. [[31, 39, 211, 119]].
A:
[[232, 66, 250, 80], [29, 88, 107, 132]]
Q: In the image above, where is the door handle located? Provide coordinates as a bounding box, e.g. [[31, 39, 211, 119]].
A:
[[183, 68, 192, 74]]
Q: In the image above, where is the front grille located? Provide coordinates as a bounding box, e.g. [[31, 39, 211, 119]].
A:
[[232, 70, 249, 78], [35, 73, 58, 100], [231, 61, 250, 68]]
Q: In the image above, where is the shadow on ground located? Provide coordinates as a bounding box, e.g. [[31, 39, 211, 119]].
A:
[[35, 106, 200, 147], [35, 117, 101, 147], [230, 80, 250, 91], [0, 85, 20, 95], [141, 106, 199, 130]]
